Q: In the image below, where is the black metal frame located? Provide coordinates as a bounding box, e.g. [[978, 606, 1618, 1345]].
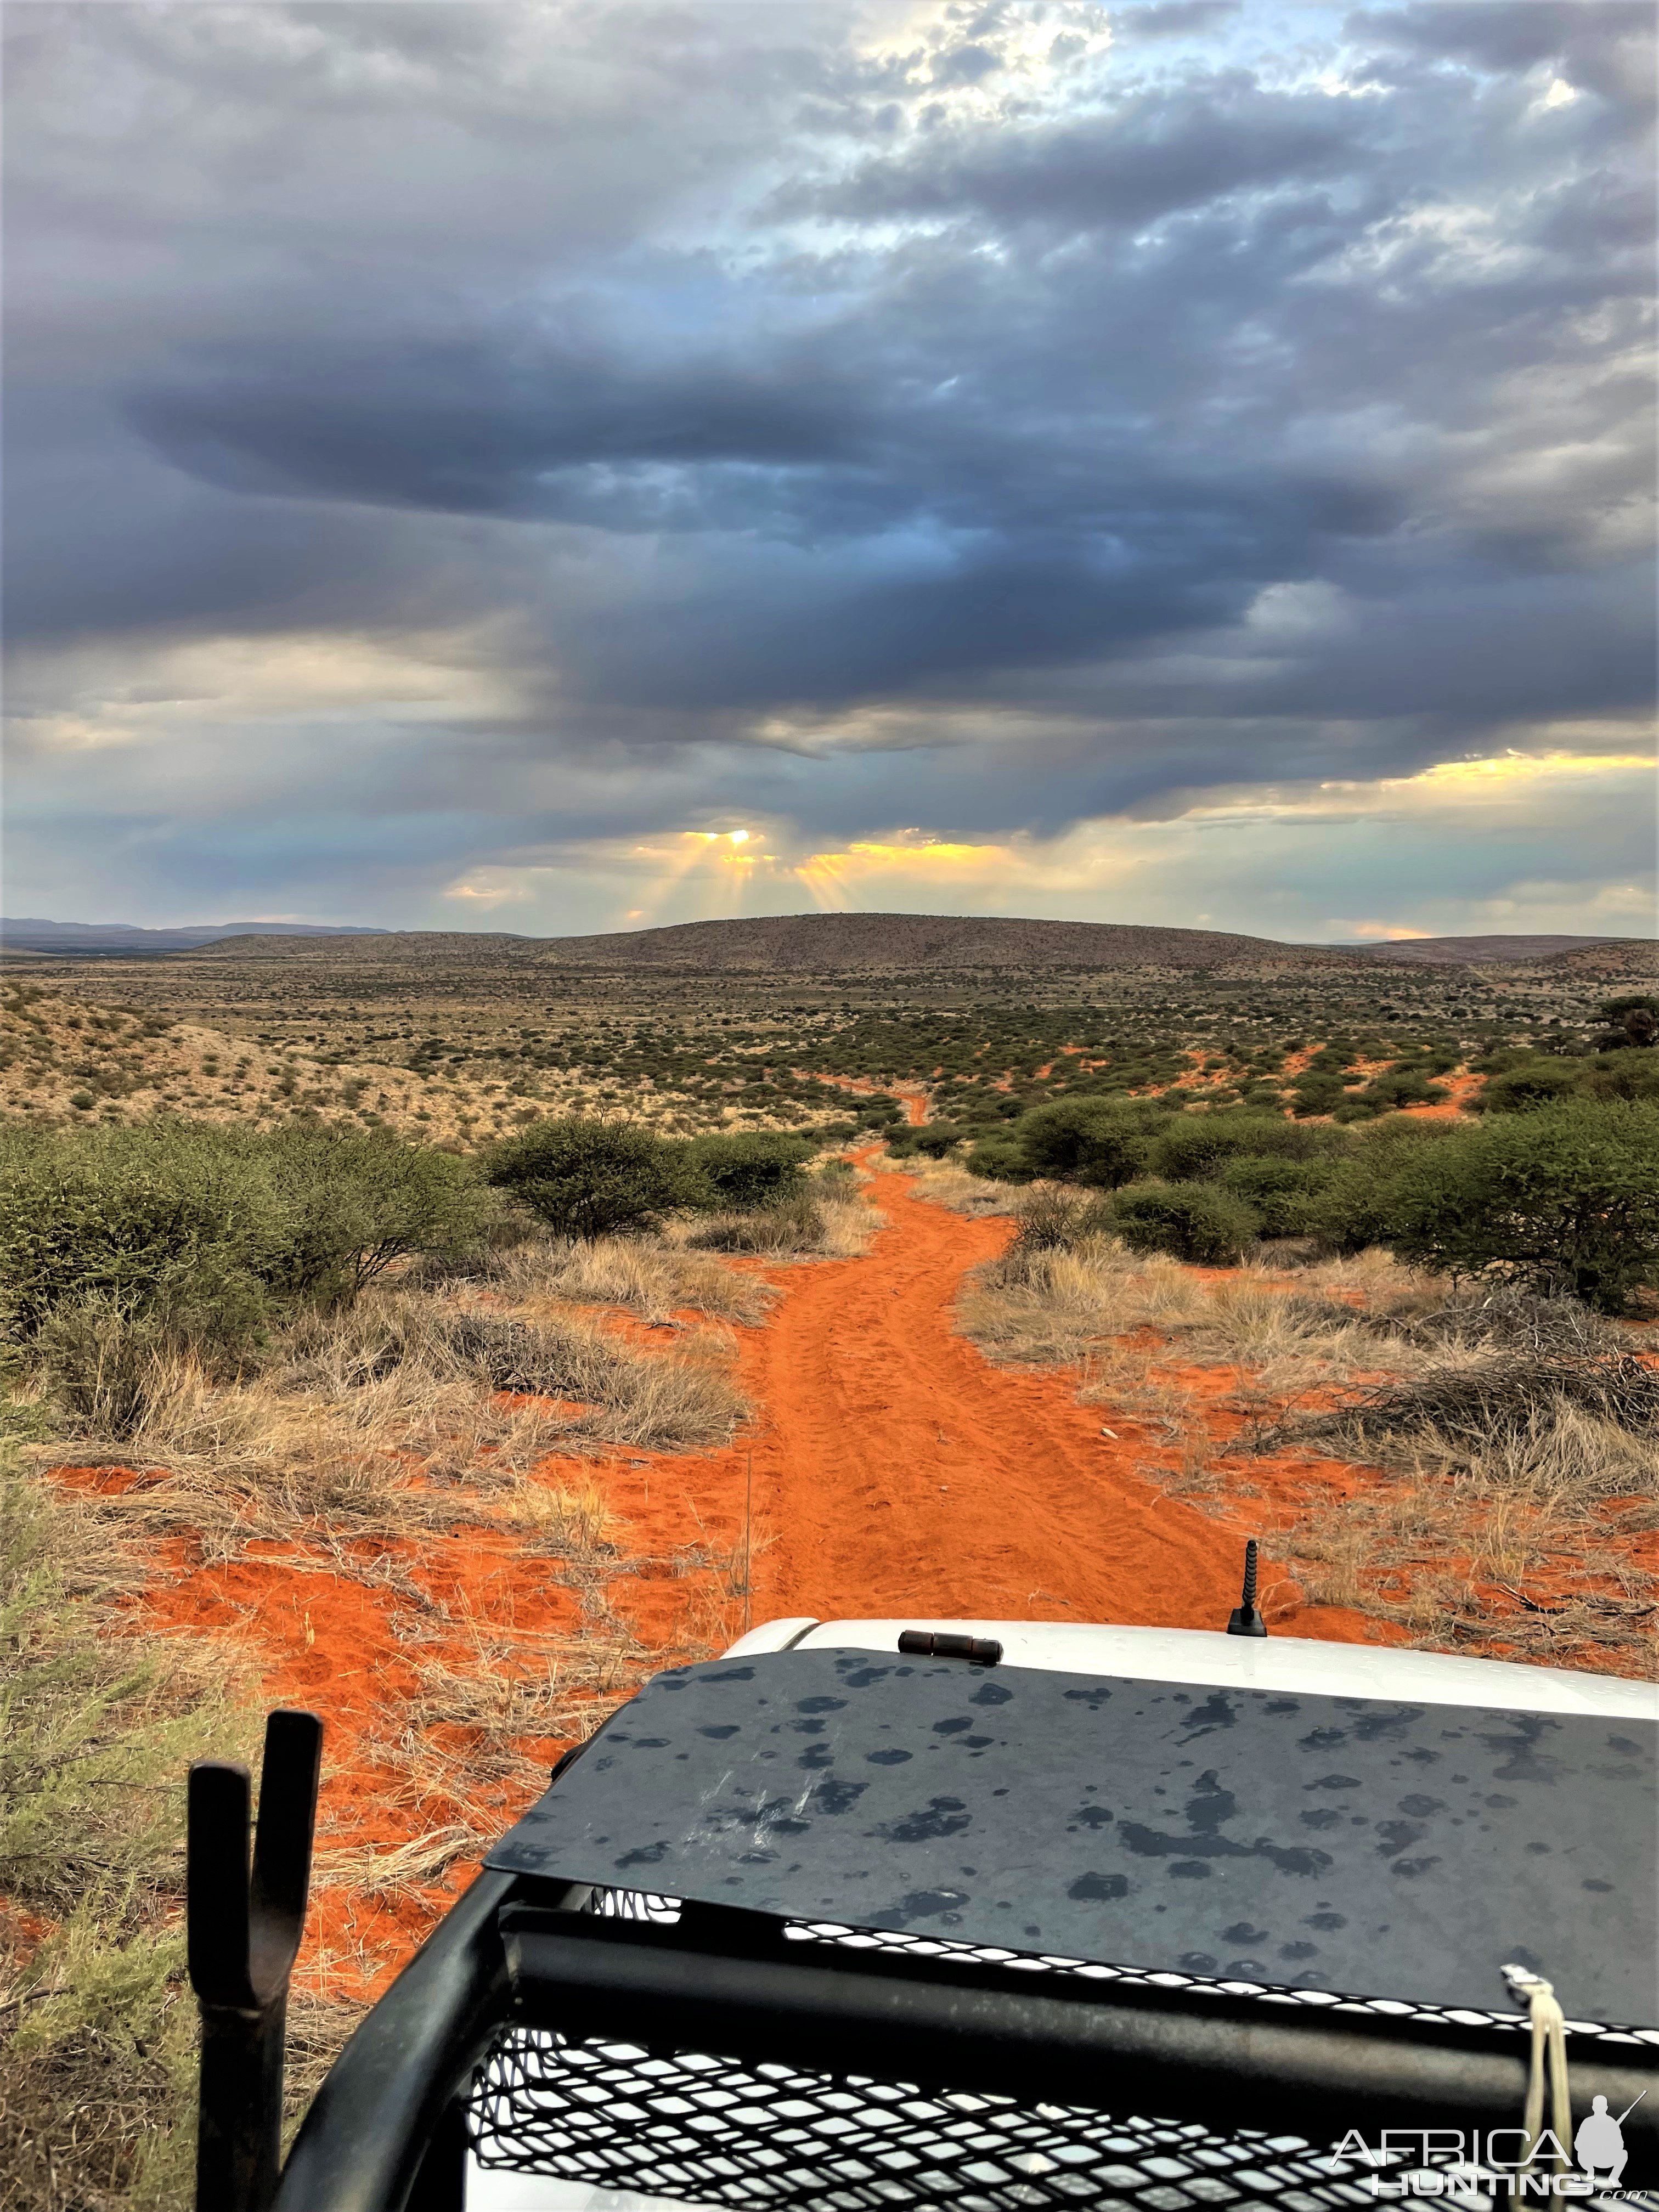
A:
[[263, 1875, 1659, 2212], [187, 1708, 323, 2212], [193, 1705, 1659, 2212]]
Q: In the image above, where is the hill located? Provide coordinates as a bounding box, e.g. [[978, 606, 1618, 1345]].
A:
[[9, 912, 1651, 986], [529, 912, 1344, 970], [201, 913, 1345, 973], [1, 916, 388, 956], [1346, 933, 1643, 966]]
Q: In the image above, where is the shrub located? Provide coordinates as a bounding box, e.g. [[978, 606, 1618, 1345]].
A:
[[0, 1120, 284, 1352], [1581, 1048, 1659, 1105], [1148, 1113, 1323, 1182], [681, 1131, 813, 1210], [1351, 1069, 1448, 1113], [1112, 1182, 1259, 1265], [909, 1122, 970, 1160], [485, 1117, 688, 1239], [1308, 1116, 1458, 1256], [1288, 1073, 1348, 1118], [1472, 1058, 1585, 1115], [1007, 1187, 1116, 1255], [1379, 1100, 1659, 1311], [1014, 1098, 1158, 1187], [1216, 1154, 1336, 1237], [0, 1121, 492, 1362], [259, 1125, 493, 1301], [964, 1137, 1032, 1182]]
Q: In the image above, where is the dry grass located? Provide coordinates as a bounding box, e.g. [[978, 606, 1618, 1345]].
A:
[[1, 1453, 257, 2211], [678, 1192, 877, 1259], [1284, 1403, 1657, 1668], [1238, 1302, 1659, 1667], [958, 1248, 1137, 1365], [896, 1162, 1026, 1217], [475, 1233, 775, 1325], [25, 1282, 752, 1617], [948, 1195, 1658, 1674], [1246, 1287, 1659, 1464]]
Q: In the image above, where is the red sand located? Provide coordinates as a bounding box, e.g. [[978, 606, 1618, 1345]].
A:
[[40, 1159, 1533, 1997], [734, 1170, 1383, 1643]]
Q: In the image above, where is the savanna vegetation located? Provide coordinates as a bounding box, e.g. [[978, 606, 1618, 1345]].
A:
[[0, 1106, 876, 2204], [951, 1188, 1657, 1673], [947, 1090, 1659, 1313], [1, 939, 1653, 2203]]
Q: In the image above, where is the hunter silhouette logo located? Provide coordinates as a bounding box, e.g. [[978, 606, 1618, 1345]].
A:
[[1328, 2092, 1649, 2198], [1575, 2094, 1639, 2190]]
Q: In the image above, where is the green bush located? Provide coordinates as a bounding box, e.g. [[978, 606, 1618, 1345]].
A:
[[681, 1131, 813, 1210], [1472, 1058, 1585, 1114], [1351, 1069, 1447, 1113], [964, 1137, 1032, 1182], [258, 1124, 493, 1301], [0, 1121, 277, 1352], [1147, 1113, 1323, 1181], [486, 1116, 689, 1239], [909, 1122, 970, 1160], [1309, 1116, 1458, 1256], [1380, 1100, 1659, 1311], [1288, 1071, 1348, 1118], [1216, 1155, 1336, 1237], [1112, 1182, 1259, 1265], [1581, 1049, 1659, 1105], [1014, 1098, 1160, 1187], [0, 1121, 492, 1363]]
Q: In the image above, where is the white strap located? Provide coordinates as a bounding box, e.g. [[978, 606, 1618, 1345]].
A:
[[1503, 1963, 1572, 2173]]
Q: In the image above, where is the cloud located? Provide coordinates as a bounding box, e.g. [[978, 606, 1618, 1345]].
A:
[[1114, 3, 1244, 41], [2, 0, 1651, 933]]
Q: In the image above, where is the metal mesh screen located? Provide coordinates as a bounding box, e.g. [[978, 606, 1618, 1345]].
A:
[[468, 1889, 1657, 2210], [469, 2028, 1392, 2211], [587, 1889, 1659, 2051]]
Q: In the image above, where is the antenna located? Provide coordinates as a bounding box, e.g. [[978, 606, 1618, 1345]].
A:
[[1226, 1539, 1268, 1637]]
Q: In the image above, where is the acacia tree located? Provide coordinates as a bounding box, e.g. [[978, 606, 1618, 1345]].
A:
[[485, 1116, 689, 1239], [1383, 1100, 1659, 1311]]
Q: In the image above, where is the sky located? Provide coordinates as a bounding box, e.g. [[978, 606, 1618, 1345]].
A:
[[4, 0, 1654, 943]]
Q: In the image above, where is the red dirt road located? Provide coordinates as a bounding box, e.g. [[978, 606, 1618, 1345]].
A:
[[745, 1171, 1381, 1640]]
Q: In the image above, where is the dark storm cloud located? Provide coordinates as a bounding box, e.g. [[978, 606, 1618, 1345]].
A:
[[786, 77, 1359, 229], [3, 0, 1653, 918]]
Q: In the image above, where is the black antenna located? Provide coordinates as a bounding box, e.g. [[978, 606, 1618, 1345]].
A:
[[1226, 1539, 1268, 1637]]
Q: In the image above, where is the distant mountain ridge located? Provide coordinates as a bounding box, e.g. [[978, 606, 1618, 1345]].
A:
[[533, 912, 1335, 970], [1, 917, 389, 956], [5, 911, 1650, 970], [1340, 933, 1641, 966], [140, 911, 1652, 973]]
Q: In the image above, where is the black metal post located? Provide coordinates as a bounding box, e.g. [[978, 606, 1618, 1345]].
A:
[[189, 1708, 323, 2212]]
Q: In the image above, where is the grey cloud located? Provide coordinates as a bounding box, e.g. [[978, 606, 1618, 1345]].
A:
[[1114, 4, 1243, 40], [3, 0, 1652, 918], [782, 78, 1361, 231], [1347, 3, 1653, 87]]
